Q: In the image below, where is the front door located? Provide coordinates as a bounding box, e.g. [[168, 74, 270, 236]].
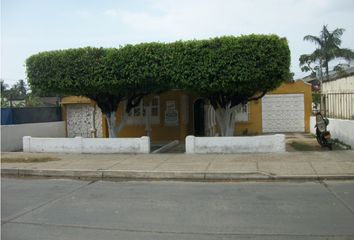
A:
[[194, 99, 205, 136]]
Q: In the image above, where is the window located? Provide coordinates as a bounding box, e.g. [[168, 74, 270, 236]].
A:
[[127, 96, 160, 125], [235, 103, 249, 122], [151, 97, 159, 117]]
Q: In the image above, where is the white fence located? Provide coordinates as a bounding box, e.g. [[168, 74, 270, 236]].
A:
[[23, 136, 150, 154], [186, 134, 285, 154], [1, 121, 65, 152], [310, 117, 354, 148]]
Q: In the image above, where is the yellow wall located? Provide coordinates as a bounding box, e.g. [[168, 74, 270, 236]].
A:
[[268, 81, 312, 133], [117, 90, 191, 142], [234, 81, 312, 135], [235, 99, 262, 135], [62, 81, 312, 140]]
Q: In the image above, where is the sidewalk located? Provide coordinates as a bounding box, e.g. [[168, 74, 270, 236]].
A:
[[1, 151, 354, 181]]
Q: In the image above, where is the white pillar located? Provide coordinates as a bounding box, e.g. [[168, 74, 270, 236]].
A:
[[185, 135, 195, 154]]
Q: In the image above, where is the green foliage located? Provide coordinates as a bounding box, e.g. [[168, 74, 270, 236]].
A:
[[312, 93, 321, 104], [27, 48, 109, 97], [1, 79, 30, 108], [299, 25, 354, 80], [26, 35, 290, 113], [334, 66, 349, 78], [1, 98, 9, 107], [170, 35, 290, 108], [25, 93, 42, 107], [1, 79, 27, 100], [26, 46, 171, 114]]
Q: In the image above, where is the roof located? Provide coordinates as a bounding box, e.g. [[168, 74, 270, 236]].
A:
[[299, 66, 354, 84]]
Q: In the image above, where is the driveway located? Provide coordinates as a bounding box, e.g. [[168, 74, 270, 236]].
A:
[[286, 133, 325, 151]]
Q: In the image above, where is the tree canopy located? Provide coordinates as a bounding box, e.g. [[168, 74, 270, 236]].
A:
[[26, 34, 290, 136], [171, 35, 290, 109]]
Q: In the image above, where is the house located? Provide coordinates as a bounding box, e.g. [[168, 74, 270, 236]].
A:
[[61, 81, 312, 141]]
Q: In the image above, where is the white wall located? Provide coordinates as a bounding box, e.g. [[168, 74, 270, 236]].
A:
[[322, 75, 354, 93], [23, 136, 150, 154], [1, 121, 65, 152], [310, 116, 354, 148], [186, 134, 285, 154]]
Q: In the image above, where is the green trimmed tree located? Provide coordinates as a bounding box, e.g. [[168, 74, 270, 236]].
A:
[[174, 35, 291, 136], [26, 46, 170, 137], [26, 35, 290, 138]]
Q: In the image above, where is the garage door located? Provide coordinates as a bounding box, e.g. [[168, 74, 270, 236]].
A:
[[262, 94, 304, 133]]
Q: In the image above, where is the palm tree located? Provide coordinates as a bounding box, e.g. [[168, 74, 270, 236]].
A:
[[13, 79, 27, 98], [1, 79, 10, 107], [299, 25, 354, 82], [1, 79, 8, 93]]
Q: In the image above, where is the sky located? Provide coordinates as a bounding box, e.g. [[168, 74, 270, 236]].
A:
[[1, 0, 354, 86]]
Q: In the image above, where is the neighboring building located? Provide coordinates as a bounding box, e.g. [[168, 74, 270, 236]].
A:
[[302, 67, 354, 120], [303, 66, 354, 93], [322, 74, 354, 120], [39, 97, 60, 106], [61, 81, 312, 141], [321, 74, 354, 93]]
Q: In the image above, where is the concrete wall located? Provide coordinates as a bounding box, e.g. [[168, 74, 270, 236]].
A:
[[310, 116, 354, 148], [185, 134, 285, 154], [66, 104, 103, 138], [1, 121, 65, 152], [23, 136, 150, 154]]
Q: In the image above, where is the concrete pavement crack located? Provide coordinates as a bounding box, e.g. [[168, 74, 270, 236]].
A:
[[7, 221, 354, 238], [204, 161, 212, 172], [320, 181, 354, 215], [103, 161, 123, 170], [2, 180, 98, 225], [98, 156, 131, 170], [308, 161, 319, 177]]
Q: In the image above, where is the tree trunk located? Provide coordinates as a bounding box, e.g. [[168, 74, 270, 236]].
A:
[[325, 60, 330, 82], [105, 111, 128, 138], [214, 104, 236, 136]]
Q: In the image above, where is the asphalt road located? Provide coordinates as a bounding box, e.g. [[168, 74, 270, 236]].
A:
[[1, 178, 354, 240]]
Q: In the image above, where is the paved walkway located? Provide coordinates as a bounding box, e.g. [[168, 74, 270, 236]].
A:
[[1, 151, 354, 181]]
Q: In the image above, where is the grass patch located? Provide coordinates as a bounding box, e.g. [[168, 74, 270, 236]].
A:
[[1, 157, 60, 163], [289, 141, 315, 151]]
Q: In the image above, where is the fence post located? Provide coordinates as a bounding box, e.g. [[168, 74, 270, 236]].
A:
[[320, 94, 325, 116]]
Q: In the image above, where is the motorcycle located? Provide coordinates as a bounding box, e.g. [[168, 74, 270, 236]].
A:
[[315, 113, 333, 150]]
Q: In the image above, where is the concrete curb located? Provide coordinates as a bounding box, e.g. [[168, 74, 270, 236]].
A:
[[18, 169, 102, 178], [2, 168, 354, 181]]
